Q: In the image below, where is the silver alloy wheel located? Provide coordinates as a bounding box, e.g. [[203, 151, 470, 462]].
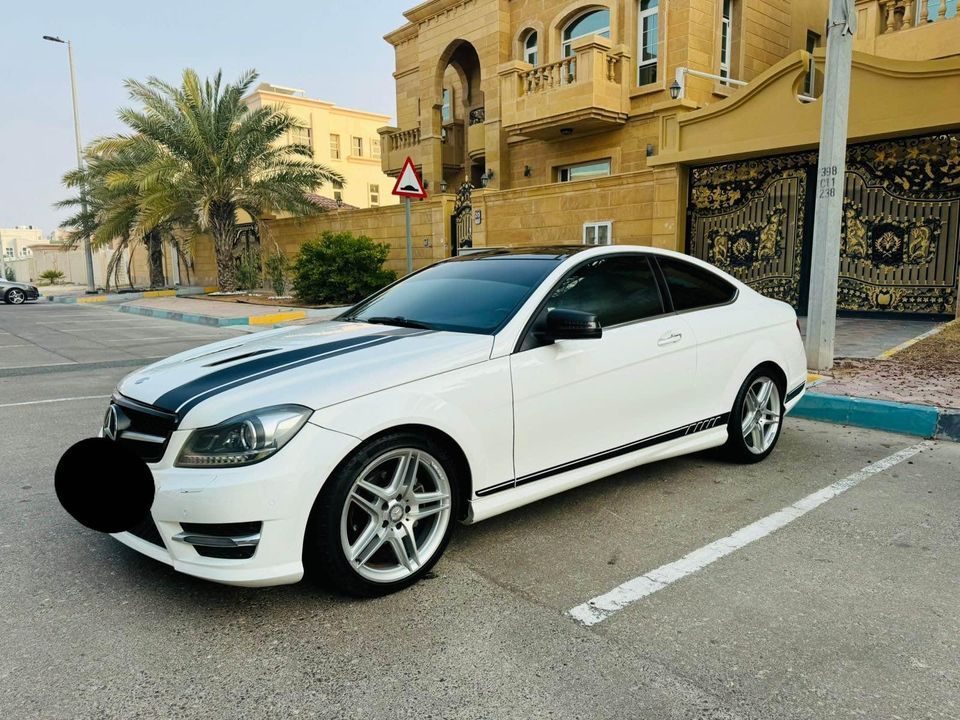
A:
[[7, 289, 25, 305], [741, 376, 781, 455], [340, 448, 452, 583]]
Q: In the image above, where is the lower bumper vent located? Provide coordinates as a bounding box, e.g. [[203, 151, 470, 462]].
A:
[[174, 521, 262, 559]]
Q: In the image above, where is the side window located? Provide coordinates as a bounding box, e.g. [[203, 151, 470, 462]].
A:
[[658, 257, 736, 311], [546, 255, 663, 328]]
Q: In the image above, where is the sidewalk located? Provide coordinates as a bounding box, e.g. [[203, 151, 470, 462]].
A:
[[118, 295, 344, 328], [795, 319, 959, 442]]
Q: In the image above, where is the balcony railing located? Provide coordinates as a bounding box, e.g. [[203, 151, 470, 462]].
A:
[[499, 35, 629, 140], [878, 0, 957, 31], [388, 127, 421, 151]]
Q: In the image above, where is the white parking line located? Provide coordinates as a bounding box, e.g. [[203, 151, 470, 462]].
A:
[[0, 395, 111, 409], [567, 441, 933, 626], [0, 361, 75, 370]]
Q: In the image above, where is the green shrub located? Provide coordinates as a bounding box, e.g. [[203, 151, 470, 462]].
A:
[[39, 269, 65, 285], [292, 231, 396, 305], [265, 245, 289, 297], [235, 248, 261, 291], [3, 266, 14, 281]]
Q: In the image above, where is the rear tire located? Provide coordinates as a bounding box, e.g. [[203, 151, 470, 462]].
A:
[[723, 369, 784, 464], [303, 431, 458, 597]]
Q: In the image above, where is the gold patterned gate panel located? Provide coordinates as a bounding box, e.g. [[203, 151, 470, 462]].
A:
[[686, 133, 960, 316], [687, 154, 814, 308], [839, 135, 960, 315]]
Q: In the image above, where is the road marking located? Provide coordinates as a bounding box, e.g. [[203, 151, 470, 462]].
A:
[[876, 321, 952, 359], [0, 394, 111, 409], [0, 361, 75, 370], [567, 441, 933, 626]]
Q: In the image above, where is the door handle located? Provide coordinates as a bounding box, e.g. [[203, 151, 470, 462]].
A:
[[657, 331, 683, 347]]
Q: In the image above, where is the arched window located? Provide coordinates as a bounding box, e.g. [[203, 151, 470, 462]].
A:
[[523, 30, 539, 65], [637, 0, 659, 86], [562, 9, 611, 57]]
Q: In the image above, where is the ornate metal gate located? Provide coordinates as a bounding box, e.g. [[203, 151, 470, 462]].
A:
[[686, 132, 960, 316], [451, 182, 473, 255]]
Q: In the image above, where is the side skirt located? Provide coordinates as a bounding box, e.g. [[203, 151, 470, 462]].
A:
[[466, 420, 730, 524]]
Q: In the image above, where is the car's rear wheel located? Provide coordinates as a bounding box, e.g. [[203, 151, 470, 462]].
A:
[[723, 370, 784, 463], [304, 432, 457, 596], [5, 288, 26, 305]]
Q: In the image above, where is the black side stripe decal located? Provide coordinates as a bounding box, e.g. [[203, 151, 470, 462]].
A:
[[476, 413, 731, 498], [785, 383, 805, 403], [154, 330, 430, 416]]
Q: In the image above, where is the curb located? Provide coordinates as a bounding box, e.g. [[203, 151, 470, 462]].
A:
[[50, 286, 211, 305], [793, 391, 959, 442], [117, 304, 306, 328]]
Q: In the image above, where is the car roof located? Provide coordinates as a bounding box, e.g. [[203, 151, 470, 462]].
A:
[[445, 244, 701, 263], [446, 246, 591, 261]]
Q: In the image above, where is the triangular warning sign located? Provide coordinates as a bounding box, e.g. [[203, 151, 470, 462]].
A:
[[391, 157, 428, 199]]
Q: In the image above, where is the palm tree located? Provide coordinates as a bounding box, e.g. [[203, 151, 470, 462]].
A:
[[58, 143, 181, 290], [93, 69, 343, 291]]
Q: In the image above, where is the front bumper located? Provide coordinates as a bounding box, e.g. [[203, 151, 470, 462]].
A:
[[112, 421, 359, 587]]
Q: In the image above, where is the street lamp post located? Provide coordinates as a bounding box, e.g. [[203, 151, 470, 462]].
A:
[[44, 35, 96, 293]]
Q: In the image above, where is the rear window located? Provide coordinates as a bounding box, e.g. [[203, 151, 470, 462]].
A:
[[658, 257, 736, 311]]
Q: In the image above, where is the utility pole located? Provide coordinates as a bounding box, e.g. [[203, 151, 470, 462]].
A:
[[44, 35, 96, 293], [805, 0, 856, 370]]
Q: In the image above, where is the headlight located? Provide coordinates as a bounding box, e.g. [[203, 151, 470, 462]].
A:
[[175, 404, 311, 468]]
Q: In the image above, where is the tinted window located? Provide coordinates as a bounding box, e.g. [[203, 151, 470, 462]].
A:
[[659, 257, 736, 311], [545, 255, 664, 327], [346, 257, 559, 334]]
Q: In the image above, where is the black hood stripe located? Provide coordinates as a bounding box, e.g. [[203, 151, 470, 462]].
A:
[[154, 329, 430, 416]]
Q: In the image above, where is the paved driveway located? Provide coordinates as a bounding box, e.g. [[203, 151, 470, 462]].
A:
[[1, 304, 957, 719], [0, 302, 245, 375]]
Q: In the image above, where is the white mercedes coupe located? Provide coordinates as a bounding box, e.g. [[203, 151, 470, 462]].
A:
[[58, 245, 807, 596]]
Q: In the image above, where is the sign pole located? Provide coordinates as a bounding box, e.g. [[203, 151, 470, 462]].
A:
[[404, 197, 413, 276], [806, 0, 856, 371], [390, 156, 428, 276]]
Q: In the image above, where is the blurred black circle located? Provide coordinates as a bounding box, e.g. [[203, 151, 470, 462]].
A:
[[55, 437, 155, 533]]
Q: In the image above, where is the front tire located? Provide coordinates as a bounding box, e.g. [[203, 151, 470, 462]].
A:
[[304, 432, 457, 597], [723, 370, 784, 463], [5, 288, 26, 305]]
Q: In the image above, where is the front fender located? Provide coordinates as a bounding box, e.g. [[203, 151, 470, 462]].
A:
[[307, 357, 514, 498]]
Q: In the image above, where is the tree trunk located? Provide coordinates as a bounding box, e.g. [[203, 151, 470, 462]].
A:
[[146, 230, 165, 288], [210, 203, 238, 291]]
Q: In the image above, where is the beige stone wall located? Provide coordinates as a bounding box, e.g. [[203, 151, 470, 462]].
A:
[[264, 202, 454, 277], [474, 166, 681, 250]]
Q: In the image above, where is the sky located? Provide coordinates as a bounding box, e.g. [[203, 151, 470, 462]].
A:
[[0, 0, 406, 235]]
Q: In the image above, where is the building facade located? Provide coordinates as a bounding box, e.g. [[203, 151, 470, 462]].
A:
[[377, 0, 829, 252], [360, 0, 959, 316], [245, 83, 400, 210], [0, 226, 45, 261]]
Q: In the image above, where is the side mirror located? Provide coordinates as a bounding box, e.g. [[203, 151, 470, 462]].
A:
[[542, 308, 602, 341]]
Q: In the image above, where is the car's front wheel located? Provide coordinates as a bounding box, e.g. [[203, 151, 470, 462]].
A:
[[5, 288, 26, 305], [304, 432, 457, 596], [724, 369, 784, 463]]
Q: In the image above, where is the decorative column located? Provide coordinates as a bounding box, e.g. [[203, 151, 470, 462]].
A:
[[884, 0, 897, 32], [902, 0, 914, 27]]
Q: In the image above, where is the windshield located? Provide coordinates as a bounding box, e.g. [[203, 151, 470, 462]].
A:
[[342, 257, 561, 334]]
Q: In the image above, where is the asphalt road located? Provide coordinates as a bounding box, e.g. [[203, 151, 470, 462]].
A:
[[1, 303, 958, 719]]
